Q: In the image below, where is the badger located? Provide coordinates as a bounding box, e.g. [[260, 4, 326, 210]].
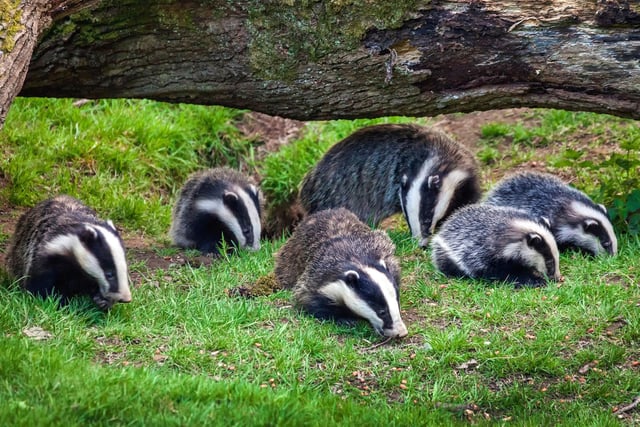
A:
[[170, 167, 262, 255], [484, 172, 617, 256], [430, 204, 561, 287], [299, 123, 480, 247], [274, 208, 408, 338], [5, 195, 131, 310]]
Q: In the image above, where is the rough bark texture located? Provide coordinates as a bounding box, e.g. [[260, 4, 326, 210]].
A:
[[3, 0, 640, 126]]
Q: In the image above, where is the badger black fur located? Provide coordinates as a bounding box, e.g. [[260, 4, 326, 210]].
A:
[[170, 167, 262, 255], [430, 204, 561, 287], [299, 124, 480, 247], [5, 195, 131, 310], [484, 172, 617, 256], [274, 208, 408, 338]]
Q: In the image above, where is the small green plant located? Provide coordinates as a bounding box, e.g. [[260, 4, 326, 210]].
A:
[[552, 126, 640, 235]]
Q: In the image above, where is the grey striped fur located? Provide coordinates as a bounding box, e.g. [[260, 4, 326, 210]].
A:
[[300, 124, 480, 246]]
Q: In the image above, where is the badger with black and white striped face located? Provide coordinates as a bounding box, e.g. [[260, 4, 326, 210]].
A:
[[275, 208, 408, 338], [5, 195, 131, 310], [170, 168, 262, 255], [431, 204, 561, 287], [484, 172, 617, 256], [299, 124, 480, 247]]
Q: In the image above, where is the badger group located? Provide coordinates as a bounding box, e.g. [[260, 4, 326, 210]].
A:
[[299, 123, 481, 247], [5, 195, 131, 310], [2, 123, 619, 339]]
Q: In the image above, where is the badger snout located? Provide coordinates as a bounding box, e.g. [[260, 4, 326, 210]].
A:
[[384, 321, 409, 338], [419, 236, 431, 248]]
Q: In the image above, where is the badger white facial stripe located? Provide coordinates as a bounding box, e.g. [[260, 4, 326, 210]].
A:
[[405, 158, 436, 240], [431, 169, 469, 234], [318, 280, 384, 332], [195, 198, 246, 247], [94, 225, 130, 302], [235, 186, 262, 251]]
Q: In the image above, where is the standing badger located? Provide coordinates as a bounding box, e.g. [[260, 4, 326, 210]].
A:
[[170, 167, 262, 255], [5, 195, 131, 310], [274, 208, 408, 338], [299, 124, 480, 247], [484, 172, 617, 256], [431, 204, 561, 287]]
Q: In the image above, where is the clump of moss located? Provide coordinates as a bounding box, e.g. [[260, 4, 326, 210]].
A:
[[246, 0, 428, 80], [226, 273, 282, 298], [0, 0, 23, 53]]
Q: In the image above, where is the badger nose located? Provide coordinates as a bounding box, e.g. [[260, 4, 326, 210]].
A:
[[419, 236, 430, 248], [385, 322, 408, 338]]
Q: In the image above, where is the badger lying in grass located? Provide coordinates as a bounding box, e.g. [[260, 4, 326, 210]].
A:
[[275, 208, 408, 338], [430, 204, 561, 287], [5, 195, 131, 310], [484, 172, 617, 256]]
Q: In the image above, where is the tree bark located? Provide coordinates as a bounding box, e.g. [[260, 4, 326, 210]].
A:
[[3, 0, 640, 127]]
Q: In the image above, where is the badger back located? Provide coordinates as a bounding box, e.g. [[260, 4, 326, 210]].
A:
[[5, 195, 131, 308], [274, 208, 372, 290], [171, 168, 262, 253], [299, 124, 480, 244], [485, 172, 617, 256], [431, 204, 560, 287]]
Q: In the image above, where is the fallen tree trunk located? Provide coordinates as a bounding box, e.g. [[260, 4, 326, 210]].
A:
[[2, 0, 640, 127]]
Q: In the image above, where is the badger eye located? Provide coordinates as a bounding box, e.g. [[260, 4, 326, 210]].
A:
[[378, 308, 388, 317], [242, 227, 251, 235], [105, 270, 115, 280]]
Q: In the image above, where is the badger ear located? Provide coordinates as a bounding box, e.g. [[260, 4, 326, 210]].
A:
[[106, 220, 117, 231], [598, 204, 608, 215], [526, 233, 543, 249], [379, 258, 387, 270], [583, 219, 599, 233], [401, 174, 409, 188], [344, 270, 360, 287], [79, 225, 98, 243], [427, 174, 441, 190], [249, 184, 259, 196], [540, 216, 551, 229], [223, 191, 239, 204]]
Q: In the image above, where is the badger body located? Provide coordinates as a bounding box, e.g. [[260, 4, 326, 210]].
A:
[[484, 172, 617, 256], [5, 195, 131, 310], [431, 204, 561, 287], [299, 124, 480, 246], [170, 168, 262, 255], [274, 208, 408, 338]]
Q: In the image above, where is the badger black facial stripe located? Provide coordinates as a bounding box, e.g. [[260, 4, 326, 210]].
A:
[[431, 169, 469, 234], [405, 158, 437, 240], [235, 186, 261, 251], [195, 198, 246, 247]]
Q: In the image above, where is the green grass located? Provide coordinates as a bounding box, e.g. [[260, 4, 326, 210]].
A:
[[0, 99, 639, 425]]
